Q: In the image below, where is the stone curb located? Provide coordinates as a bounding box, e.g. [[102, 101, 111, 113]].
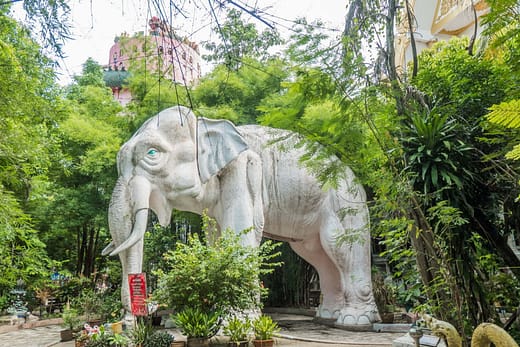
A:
[[0, 317, 63, 334], [277, 333, 392, 345]]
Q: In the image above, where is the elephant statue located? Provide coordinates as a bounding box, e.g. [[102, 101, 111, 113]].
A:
[[103, 105, 380, 328]]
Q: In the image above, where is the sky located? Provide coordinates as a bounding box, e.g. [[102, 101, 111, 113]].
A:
[[15, 0, 348, 85]]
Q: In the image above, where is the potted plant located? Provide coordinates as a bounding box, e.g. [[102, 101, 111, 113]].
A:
[[98, 289, 124, 331], [252, 315, 280, 347], [109, 332, 131, 347], [76, 288, 104, 325], [144, 330, 176, 347], [171, 339, 186, 347], [130, 320, 153, 347], [61, 306, 81, 342], [86, 324, 113, 347], [153, 216, 280, 347], [173, 307, 220, 347], [223, 316, 251, 347], [74, 330, 90, 347]]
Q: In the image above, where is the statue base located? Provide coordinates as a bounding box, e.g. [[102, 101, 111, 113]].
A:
[[313, 317, 375, 332], [393, 333, 446, 347]]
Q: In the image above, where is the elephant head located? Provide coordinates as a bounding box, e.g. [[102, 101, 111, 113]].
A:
[[103, 106, 249, 310]]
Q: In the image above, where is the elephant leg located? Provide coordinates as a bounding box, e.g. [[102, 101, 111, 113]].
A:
[[289, 234, 345, 320], [118, 250, 130, 312], [213, 151, 263, 247], [319, 213, 379, 327]]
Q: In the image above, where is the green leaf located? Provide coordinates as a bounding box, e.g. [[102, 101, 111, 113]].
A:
[[421, 161, 431, 180], [431, 165, 438, 187]]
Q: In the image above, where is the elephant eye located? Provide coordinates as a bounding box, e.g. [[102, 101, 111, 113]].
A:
[[141, 145, 166, 170], [147, 148, 158, 156]]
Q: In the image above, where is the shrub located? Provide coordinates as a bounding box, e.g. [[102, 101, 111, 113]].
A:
[[154, 215, 281, 315]]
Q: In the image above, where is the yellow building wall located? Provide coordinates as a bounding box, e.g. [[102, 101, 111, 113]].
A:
[[396, 0, 489, 74]]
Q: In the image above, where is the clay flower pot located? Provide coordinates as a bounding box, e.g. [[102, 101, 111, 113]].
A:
[[253, 339, 274, 347], [60, 328, 74, 342], [111, 321, 123, 334], [187, 337, 210, 347]]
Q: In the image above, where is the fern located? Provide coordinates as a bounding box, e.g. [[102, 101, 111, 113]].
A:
[[506, 144, 520, 161], [487, 99, 520, 161], [487, 99, 520, 128]]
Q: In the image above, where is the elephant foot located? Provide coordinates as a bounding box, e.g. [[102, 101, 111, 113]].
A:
[[334, 305, 380, 330], [316, 305, 341, 320]]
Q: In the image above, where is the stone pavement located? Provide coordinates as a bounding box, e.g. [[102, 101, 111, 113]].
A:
[[0, 312, 409, 347], [0, 324, 64, 347]]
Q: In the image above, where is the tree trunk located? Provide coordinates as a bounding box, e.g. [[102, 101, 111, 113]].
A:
[[77, 225, 88, 276], [85, 227, 95, 276]]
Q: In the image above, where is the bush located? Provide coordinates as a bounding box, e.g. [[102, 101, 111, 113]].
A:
[[62, 306, 81, 330], [154, 215, 281, 315], [74, 288, 103, 321]]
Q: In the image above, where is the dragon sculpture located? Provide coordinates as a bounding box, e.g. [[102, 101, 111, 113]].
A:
[[422, 314, 519, 347]]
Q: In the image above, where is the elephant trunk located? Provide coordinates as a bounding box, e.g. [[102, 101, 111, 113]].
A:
[[103, 178, 132, 255], [105, 176, 149, 313], [109, 175, 151, 256]]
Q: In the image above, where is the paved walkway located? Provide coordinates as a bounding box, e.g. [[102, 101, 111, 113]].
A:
[[0, 324, 63, 347], [0, 313, 409, 347]]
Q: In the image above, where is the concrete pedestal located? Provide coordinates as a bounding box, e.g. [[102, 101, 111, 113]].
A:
[[393, 333, 446, 347]]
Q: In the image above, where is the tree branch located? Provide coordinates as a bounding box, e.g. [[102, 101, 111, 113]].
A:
[[468, 1, 478, 56], [0, 0, 22, 5], [405, 0, 418, 77]]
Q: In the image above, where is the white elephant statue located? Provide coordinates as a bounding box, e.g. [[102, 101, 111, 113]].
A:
[[103, 105, 380, 328]]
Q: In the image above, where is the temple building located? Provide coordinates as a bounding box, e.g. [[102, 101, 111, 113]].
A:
[[104, 16, 202, 105], [396, 0, 490, 72]]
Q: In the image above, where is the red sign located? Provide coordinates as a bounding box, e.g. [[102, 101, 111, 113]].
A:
[[128, 273, 148, 316]]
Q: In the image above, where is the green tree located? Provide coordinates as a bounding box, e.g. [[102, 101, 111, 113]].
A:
[[407, 38, 520, 326], [73, 57, 107, 88], [0, 12, 63, 300], [32, 59, 126, 277], [203, 8, 283, 70], [193, 58, 287, 124], [3, 0, 71, 58], [257, 0, 520, 334]]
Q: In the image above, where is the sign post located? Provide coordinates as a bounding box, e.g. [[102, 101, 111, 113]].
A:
[[128, 273, 148, 316]]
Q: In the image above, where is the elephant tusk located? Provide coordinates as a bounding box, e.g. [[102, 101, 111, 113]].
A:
[[101, 241, 115, 256], [110, 208, 149, 256]]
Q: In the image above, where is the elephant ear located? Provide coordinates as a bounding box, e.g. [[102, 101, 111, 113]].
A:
[[197, 117, 249, 183]]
